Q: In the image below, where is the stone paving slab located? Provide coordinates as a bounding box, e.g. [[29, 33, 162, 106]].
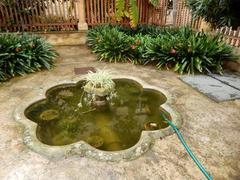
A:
[[208, 73, 240, 90], [180, 75, 240, 102]]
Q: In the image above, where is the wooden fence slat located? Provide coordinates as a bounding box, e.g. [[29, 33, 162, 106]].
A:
[[100, 0, 103, 23], [107, 0, 110, 23], [12, 0, 19, 31], [73, 0, 77, 22], [96, 0, 101, 24], [0, 4, 7, 31], [8, 0, 16, 31], [93, 0, 97, 24], [5, 0, 11, 31], [40, 0, 44, 31], [89, 0, 93, 25], [70, 0, 74, 30], [25, 1, 31, 31], [20, 1, 26, 31], [34, 1, 40, 31], [85, 0, 90, 24], [58, 0, 63, 22], [29, 1, 35, 31]]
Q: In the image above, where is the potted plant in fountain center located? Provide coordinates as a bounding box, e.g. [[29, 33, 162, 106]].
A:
[[83, 69, 116, 107]]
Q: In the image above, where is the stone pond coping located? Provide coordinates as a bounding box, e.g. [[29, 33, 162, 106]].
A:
[[13, 75, 182, 162]]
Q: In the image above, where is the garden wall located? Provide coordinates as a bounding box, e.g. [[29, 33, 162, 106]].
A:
[[0, 31, 86, 46], [37, 31, 86, 46]]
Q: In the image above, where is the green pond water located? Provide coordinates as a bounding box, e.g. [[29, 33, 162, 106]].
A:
[[25, 79, 170, 151]]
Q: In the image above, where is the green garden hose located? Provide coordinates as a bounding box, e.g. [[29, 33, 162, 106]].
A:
[[162, 114, 213, 180]]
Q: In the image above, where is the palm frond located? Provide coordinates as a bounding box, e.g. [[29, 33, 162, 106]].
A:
[[129, 0, 139, 28]]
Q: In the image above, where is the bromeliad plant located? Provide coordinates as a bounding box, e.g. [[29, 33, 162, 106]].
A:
[[88, 26, 134, 63], [145, 27, 235, 74], [130, 34, 152, 65], [87, 25, 236, 74], [0, 33, 58, 82]]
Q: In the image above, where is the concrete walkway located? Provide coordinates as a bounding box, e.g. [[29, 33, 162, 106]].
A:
[[181, 74, 240, 102], [0, 46, 239, 180]]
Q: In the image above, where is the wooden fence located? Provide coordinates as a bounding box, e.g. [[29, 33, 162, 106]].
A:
[[216, 27, 240, 47], [85, 0, 168, 27], [0, 0, 206, 32], [85, 0, 202, 28], [0, 0, 79, 32], [0, 0, 201, 32], [175, 0, 201, 29]]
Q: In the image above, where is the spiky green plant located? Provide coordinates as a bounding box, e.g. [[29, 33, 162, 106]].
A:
[[87, 26, 134, 63], [85, 69, 115, 90], [87, 25, 236, 74], [130, 34, 152, 64], [0, 33, 58, 81], [80, 69, 117, 107], [144, 27, 236, 74]]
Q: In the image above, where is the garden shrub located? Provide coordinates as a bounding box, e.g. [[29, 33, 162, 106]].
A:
[[0, 33, 58, 82], [187, 0, 240, 29], [87, 26, 134, 63], [87, 25, 236, 74], [129, 34, 153, 64], [145, 27, 235, 74], [117, 24, 161, 37]]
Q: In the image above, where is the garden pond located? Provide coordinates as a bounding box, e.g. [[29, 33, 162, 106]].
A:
[[25, 79, 170, 151]]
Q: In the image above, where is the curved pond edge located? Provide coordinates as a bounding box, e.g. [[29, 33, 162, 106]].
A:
[[13, 75, 182, 162]]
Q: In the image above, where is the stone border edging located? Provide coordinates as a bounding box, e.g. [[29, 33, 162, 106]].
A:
[[13, 75, 182, 162]]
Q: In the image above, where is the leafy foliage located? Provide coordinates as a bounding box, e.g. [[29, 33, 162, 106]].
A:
[[87, 26, 133, 63], [129, 34, 152, 65], [149, 0, 160, 7], [82, 69, 116, 107], [87, 25, 236, 74], [0, 33, 58, 81], [115, 0, 160, 28], [145, 27, 235, 74], [129, 0, 139, 28], [187, 0, 240, 29], [115, 0, 126, 22], [85, 69, 115, 90]]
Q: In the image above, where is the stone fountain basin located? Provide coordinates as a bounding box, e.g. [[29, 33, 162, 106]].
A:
[[14, 75, 182, 162]]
